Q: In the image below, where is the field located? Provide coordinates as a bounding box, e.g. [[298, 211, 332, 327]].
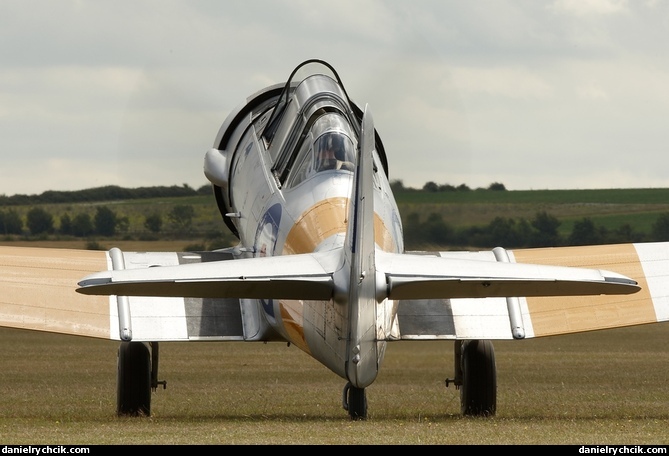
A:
[[395, 187, 669, 235], [1, 324, 669, 445], [5, 187, 669, 247]]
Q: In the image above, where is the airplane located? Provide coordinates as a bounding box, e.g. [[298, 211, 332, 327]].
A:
[[2, 58, 669, 420]]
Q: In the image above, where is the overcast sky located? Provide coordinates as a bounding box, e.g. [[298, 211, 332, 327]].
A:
[[2, 0, 668, 195]]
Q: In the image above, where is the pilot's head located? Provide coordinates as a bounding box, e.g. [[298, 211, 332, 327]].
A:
[[318, 133, 345, 170]]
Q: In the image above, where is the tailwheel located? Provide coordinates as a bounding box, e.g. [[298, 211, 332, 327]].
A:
[[117, 341, 151, 416], [460, 339, 496, 417], [342, 382, 368, 420]]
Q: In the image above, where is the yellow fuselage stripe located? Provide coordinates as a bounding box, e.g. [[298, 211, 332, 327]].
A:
[[278, 197, 395, 352]]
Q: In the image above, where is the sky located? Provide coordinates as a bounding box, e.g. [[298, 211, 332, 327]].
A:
[[2, 0, 669, 195]]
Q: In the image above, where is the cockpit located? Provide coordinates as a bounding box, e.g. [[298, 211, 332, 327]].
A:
[[257, 60, 365, 190], [286, 114, 356, 188], [208, 59, 388, 238]]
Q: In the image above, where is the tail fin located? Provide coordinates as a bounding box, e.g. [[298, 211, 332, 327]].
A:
[[342, 104, 380, 388]]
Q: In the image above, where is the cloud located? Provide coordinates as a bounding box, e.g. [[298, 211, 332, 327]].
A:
[[1, 1, 669, 194], [549, 0, 629, 16], [451, 66, 554, 99]]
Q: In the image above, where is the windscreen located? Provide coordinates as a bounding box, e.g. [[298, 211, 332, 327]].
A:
[[286, 113, 356, 188]]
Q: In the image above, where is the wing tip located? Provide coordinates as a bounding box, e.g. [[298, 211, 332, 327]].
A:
[[602, 275, 640, 294], [76, 272, 112, 295]]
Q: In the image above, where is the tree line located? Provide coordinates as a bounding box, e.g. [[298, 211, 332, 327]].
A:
[[0, 205, 200, 238], [0, 184, 211, 206], [391, 180, 507, 193], [404, 210, 669, 249], [5, 203, 669, 250], [4, 182, 669, 250]]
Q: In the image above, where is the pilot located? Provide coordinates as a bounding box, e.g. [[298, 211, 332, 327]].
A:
[[316, 133, 354, 172]]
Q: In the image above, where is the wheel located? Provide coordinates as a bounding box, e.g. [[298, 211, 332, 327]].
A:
[[460, 339, 496, 417], [117, 342, 151, 416], [343, 383, 368, 420]]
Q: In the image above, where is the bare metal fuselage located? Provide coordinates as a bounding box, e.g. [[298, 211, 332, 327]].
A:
[[205, 65, 403, 386]]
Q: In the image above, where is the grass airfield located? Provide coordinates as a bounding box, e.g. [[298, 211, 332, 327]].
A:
[[1, 323, 669, 445]]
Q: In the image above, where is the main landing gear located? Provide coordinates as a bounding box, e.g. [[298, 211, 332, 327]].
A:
[[446, 339, 497, 417], [116, 341, 166, 416], [342, 382, 368, 420]]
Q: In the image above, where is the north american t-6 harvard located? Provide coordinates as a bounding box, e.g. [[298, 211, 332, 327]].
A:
[[2, 59, 668, 420]]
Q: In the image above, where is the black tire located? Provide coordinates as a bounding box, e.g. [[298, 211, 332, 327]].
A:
[[460, 339, 496, 417], [347, 386, 368, 420], [117, 342, 151, 416]]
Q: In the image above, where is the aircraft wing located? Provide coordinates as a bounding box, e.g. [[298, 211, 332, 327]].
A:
[[0, 246, 112, 339], [3, 242, 667, 343], [0, 246, 334, 342], [395, 242, 669, 340]]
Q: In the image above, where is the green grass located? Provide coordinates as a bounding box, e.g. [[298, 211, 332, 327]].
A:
[[1, 324, 669, 444]]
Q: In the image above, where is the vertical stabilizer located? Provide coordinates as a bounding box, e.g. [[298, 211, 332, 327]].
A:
[[344, 105, 379, 388]]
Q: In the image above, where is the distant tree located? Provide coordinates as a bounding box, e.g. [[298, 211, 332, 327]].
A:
[[423, 181, 439, 192], [422, 213, 453, 245], [169, 205, 195, 233], [568, 218, 601, 246], [94, 206, 117, 236], [144, 213, 163, 233], [59, 213, 73, 235], [438, 184, 457, 192], [0, 209, 23, 235], [488, 182, 506, 191], [26, 207, 54, 235], [457, 225, 485, 247], [456, 183, 471, 192], [390, 180, 406, 193], [530, 211, 561, 247], [611, 223, 643, 243], [486, 216, 521, 247], [404, 212, 422, 246], [402, 212, 455, 247], [116, 215, 130, 234], [515, 218, 533, 246], [197, 184, 212, 195], [72, 213, 94, 237], [651, 213, 669, 241]]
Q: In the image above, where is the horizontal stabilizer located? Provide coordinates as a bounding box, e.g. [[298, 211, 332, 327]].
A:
[[78, 248, 639, 301], [77, 252, 337, 299], [377, 251, 639, 300]]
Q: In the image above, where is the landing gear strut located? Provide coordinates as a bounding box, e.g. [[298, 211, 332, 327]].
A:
[[342, 382, 367, 420], [446, 339, 497, 417]]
